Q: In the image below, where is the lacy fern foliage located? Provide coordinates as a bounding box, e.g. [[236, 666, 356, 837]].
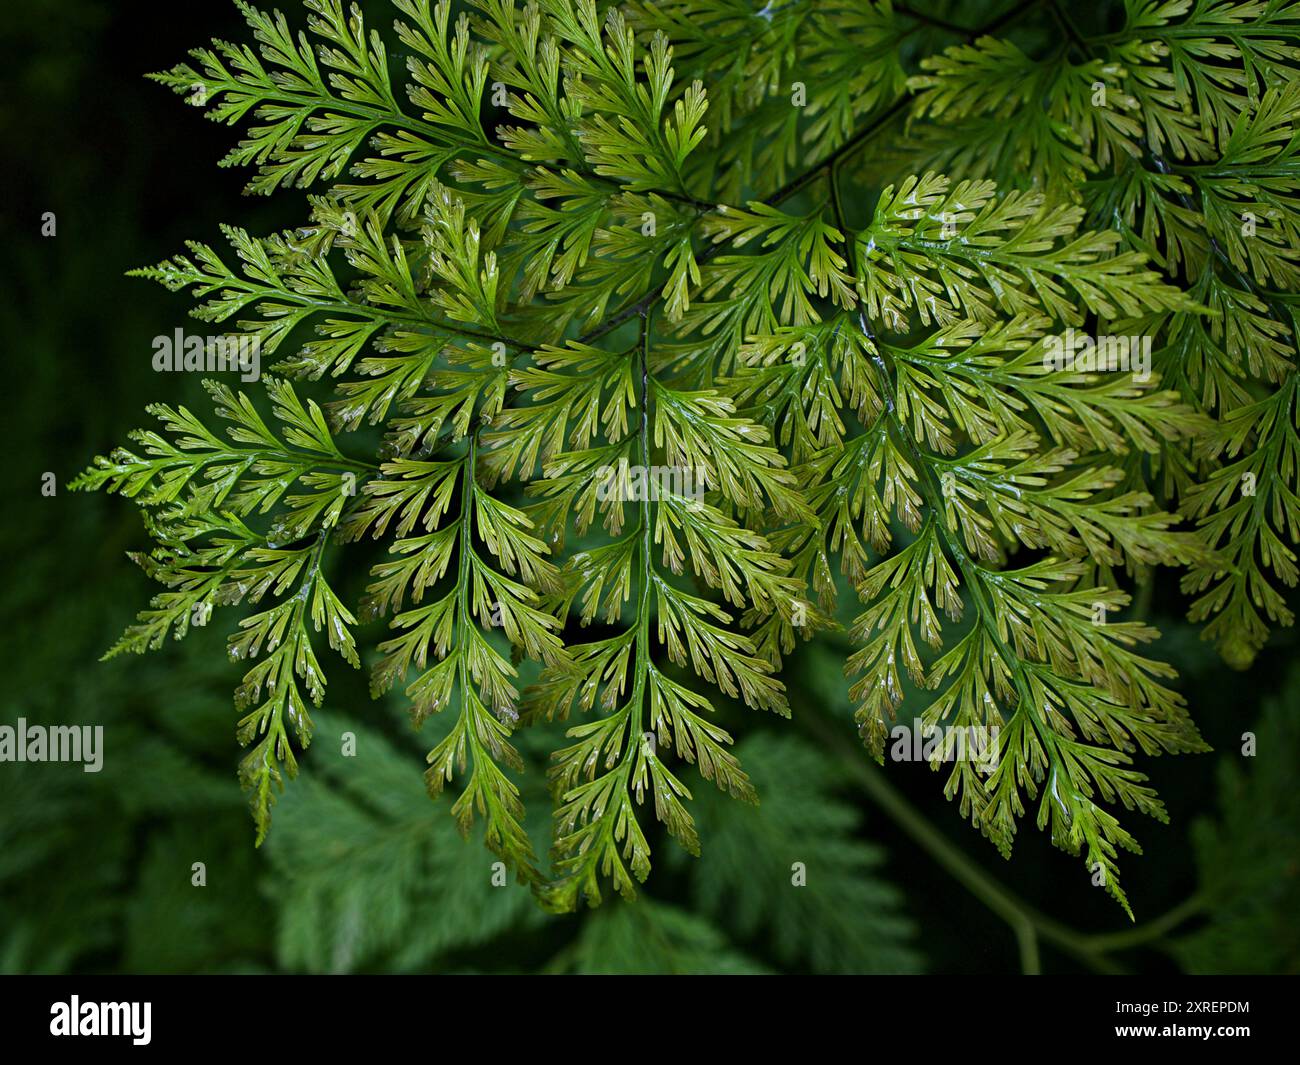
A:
[[74, 0, 1300, 914]]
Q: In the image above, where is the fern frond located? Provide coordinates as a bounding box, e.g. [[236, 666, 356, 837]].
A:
[[79, 0, 1300, 915]]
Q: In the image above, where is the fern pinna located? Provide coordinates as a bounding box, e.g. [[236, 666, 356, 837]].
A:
[[73, 0, 1300, 915]]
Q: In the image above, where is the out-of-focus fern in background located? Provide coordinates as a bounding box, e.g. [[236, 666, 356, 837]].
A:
[[2, 0, 1299, 974]]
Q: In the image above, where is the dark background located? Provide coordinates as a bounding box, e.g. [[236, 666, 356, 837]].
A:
[[0, 0, 1295, 974]]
